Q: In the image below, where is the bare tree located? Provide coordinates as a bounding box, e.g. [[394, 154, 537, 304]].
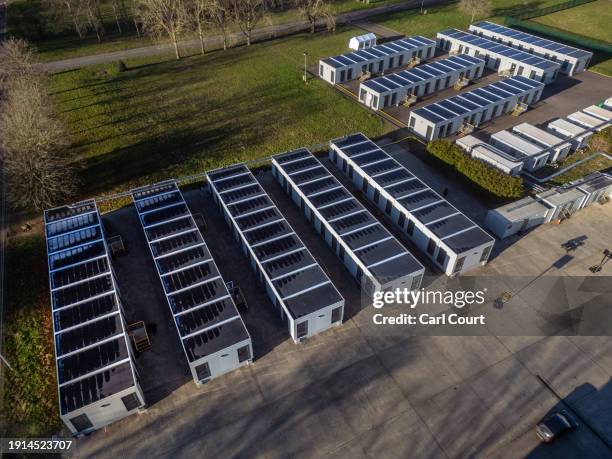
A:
[[206, 0, 232, 50], [0, 38, 37, 84], [186, 0, 210, 54], [84, 0, 106, 42], [0, 43, 77, 210], [230, 0, 267, 46], [137, 0, 188, 59], [296, 0, 334, 34], [459, 0, 492, 23], [51, 0, 87, 39]]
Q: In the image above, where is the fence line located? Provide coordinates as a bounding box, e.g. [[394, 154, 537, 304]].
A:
[[504, 16, 612, 55], [510, 0, 596, 20]]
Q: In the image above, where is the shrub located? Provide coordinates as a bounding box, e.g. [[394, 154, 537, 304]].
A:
[[426, 139, 524, 198], [588, 126, 611, 154]]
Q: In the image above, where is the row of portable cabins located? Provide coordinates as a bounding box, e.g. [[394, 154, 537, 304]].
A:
[[409, 75, 545, 141], [359, 54, 485, 110], [206, 165, 345, 342], [45, 201, 145, 435], [319, 35, 436, 85], [469, 21, 593, 76], [485, 172, 612, 239], [271, 148, 425, 298], [131, 181, 253, 386], [456, 102, 612, 175], [329, 133, 495, 276], [436, 28, 561, 84]]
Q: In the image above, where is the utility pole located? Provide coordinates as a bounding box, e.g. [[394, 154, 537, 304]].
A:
[[303, 51, 308, 83]]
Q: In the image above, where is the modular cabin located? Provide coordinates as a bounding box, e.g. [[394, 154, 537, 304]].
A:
[[547, 118, 593, 150], [582, 105, 612, 129], [489, 130, 551, 172], [436, 28, 561, 83], [45, 201, 146, 435], [349, 33, 377, 51], [511, 122, 572, 163], [456, 135, 524, 176], [207, 165, 345, 343], [329, 133, 495, 276], [359, 54, 485, 110], [131, 181, 253, 385], [469, 21, 592, 76], [567, 111, 609, 132], [271, 148, 425, 299], [318, 36, 436, 85], [484, 196, 551, 239], [409, 75, 544, 141]]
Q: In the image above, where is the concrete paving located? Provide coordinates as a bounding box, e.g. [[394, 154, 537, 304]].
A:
[[72, 170, 612, 459]]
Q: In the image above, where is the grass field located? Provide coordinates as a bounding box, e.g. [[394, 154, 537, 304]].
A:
[[530, 0, 612, 76], [2, 233, 61, 437], [49, 28, 384, 197], [533, 0, 612, 43], [9, 0, 405, 62], [550, 151, 612, 184], [369, 0, 567, 38]]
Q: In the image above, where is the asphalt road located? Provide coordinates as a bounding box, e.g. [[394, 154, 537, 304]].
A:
[[41, 0, 445, 73]]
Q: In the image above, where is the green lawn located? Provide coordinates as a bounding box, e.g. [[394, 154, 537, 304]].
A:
[[550, 152, 612, 184], [9, 0, 405, 62], [49, 28, 384, 196], [533, 0, 612, 43], [369, 0, 567, 38], [2, 234, 61, 437]]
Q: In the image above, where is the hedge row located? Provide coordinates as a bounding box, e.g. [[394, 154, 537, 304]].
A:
[[426, 140, 524, 198]]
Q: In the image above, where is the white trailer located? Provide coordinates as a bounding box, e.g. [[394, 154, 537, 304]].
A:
[[582, 105, 612, 129], [45, 201, 146, 435], [207, 165, 345, 343], [484, 196, 551, 238], [456, 135, 524, 175], [272, 148, 425, 299], [409, 75, 544, 141], [547, 118, 593, 150], [511, 122, 572, 162], [330, 133, 495, 276], [319, 35, 436, 85], [489, 130, 551, 172], [131, 181, 253, 386], [359, 54, 485, 110], [567, 111, 609, 132], [469, 21, 593, 76], [436, 28, 561, 83]]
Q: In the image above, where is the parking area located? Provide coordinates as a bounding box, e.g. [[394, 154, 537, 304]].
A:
[[338, 52, 612, 134], [71, 161, 612, 458]]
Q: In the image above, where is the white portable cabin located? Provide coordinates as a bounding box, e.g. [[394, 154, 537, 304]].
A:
[[349, 33, 377, 51], [456, 135, 524, 175], [359, 54, 485, 110], [489, 130, 551, 172], [575, 172, 612, 207], [547, 118, 592, 150], [469, 21, 593, 76], [330, 133, 495, 276], [319, 35, 436, 85], [272, 148, 425, 299], [567, 111, 609, 132], [537, 187, 588, 222], [484, 196, 551, 239], [131, 181, 253, 385], [44, 200, 146, 435], [409, 75, 544, 141], [436, 29, 561, 83], [207, 164, 345, 343], [511, 122, 572, 162], [582, 105, 612, 129]]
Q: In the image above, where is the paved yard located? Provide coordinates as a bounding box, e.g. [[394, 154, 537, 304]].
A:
[[74, 167, 612, 458]]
